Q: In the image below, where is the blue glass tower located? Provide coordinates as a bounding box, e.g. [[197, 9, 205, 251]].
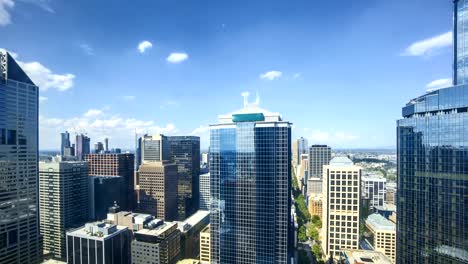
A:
[[397, 3, 468, 262], [209, 101, 292, 264]]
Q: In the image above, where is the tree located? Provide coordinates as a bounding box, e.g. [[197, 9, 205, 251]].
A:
[[298, 225, 307, 242], [307, 225, 319, 242], [313, 244, 323, 261], [311, 215, 322, 228]]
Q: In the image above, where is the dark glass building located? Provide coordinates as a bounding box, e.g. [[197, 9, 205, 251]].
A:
[[397, 2, 468, 263], [209, 102, 292, 264], [0, 51, 42, 263], [89, 176, 125, 220], [168, 136, 201, 220]]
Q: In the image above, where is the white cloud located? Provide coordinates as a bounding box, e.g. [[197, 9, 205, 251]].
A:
[[39, 109, 178, 150], [138, 41, 153, 53], [79, 43, 94, 55], [122, 95, 136, 101], [1, 48, 76, 91], [191, 125, 210, 149], [293, 72, 301, 79], [84, 109, 103, 117], [260, 70, 282, 80], [426, 78, 452, 92], [0, 47, 17, 58], [167, 52, 188, 63], [0, 0, 14, 26], [191, 125, 210, 136], [39, 96, 48, 102], [402, 31, 452, 56]]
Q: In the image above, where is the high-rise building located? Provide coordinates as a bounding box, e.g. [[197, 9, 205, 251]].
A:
[[39, 160, 89, 260], [0, 51, 42, 263], [322, 157, 361, 260], [141, 134, 171, 162], [168, 136, 201, 220], [138, 161, 178, 221], [85, 153, 135, 211], [104, 137, 109, 152], [365, 214, 396, 263], [75, 134, 90, 161], [60, 131, 71, 156], [89, 176, 125, 220], [94, 142, 104, 153], [307, 177, 323, 197], [309, 144, 331, 179], [397, 3, 467, 262], [176, 210, 210, 259], [292, 137, 308, 166], [210, 99, 292, 263], [131, 221, 181, 264], [199, 225, 211, 264], [66, 222, 131, 264], [199, 173, 210, 210], [361, 174, 386, 208]]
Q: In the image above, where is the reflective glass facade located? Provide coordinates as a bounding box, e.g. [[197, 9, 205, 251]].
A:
[[397, 85, 468, 263], [0, 52, 42, 263], [210, 119, 292, 264]]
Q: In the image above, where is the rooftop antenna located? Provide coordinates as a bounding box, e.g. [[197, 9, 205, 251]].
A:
[[241, 91, 250, 107]]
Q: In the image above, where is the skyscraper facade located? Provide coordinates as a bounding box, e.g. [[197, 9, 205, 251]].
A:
[[397, 2, 468, 263], [39, 160, 89, 260], [0, 51, 42, 263], [168, 136, 201, 219], [85, 153, 135, 211], [292, 137, 308, 166], [308, 144, 331, 179], [60, 131, 71, 156], [75, 134, 90, 161], [209, 102, 292, 263], [199, 173, 210, 210], [141, 134, 171, 162]]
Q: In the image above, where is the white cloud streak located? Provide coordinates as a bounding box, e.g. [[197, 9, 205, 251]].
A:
[[79, 43, 94, 55], [402, 31, 452, 56], [122, 95, 136, 101], [167, 52, 188, 63], [1, 48, 75, 91], [260, 70, 282, 80], [0, 0, 14, 26], [426, 78, 452, 92], [138, 41, 153, 53]]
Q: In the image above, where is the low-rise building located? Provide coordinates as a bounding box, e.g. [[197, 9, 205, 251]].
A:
[[176, 210, 210, 259], [366, 214, 396, 263], [341, 249, 392, 264], [308, 195, 323, 219], [199, 225, 210, 264], [66, 222, 131, 263], [131, 220, 181, 264]]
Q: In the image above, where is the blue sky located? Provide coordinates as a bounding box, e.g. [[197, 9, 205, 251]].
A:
[[0, 0, 454, 150]]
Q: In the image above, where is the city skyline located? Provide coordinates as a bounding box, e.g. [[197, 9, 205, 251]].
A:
[[0, 0, 454, 150]]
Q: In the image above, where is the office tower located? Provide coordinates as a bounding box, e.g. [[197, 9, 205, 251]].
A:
[[340, 250, 392, 264], [75, 134, 90, 160], [307, 177, 323, 197], [104, 137, 109, 152], [66, 222, 131, 264], [385, 182, 396, 205], [131, 221, 181, 264], [201, 152, 209, 166], [89, 176, 125, 220], [85, 153, 135, 211], [199, 225, 211, 264], [63, 144, 75, 157], [199, 173, 210, 210], [141, 134, 171, 162], [210, 100, 292, 263], [138, 161, 178, 221], [176, 210, 210, 259], [361, 174, 386, 208], [366, 214, 396, 263], [321, 157, 361, 260], [94, 142, 104, 153], [292, 137, 308, 166], [398, 4, 467, 261], [309, 144, 331, 179], [39, 160, 89, 260], [168, 136, 201, 220], [0, 51, 41, 263], [61, 131, 71, 156]]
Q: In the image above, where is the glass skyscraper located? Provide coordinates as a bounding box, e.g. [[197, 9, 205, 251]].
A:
[[0, 51, 42, 263], [397, 3, 468, 261], [209, 102, 292, 264]]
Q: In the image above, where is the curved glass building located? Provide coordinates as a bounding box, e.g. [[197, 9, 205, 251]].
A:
[[209, 102, 292, 264]]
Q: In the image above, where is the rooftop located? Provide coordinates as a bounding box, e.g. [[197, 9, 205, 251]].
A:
[[366, 213, 395, 232], [329, 156, 353, 167], [217, 94, 283, 124], [374, 204, 397, 212], [136, 221, 178, 237], [176, 210, 210, 232], [67, 222, 127, 240], [342, 249, 392, 264]]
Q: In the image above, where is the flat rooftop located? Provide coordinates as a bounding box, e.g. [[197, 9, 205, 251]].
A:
[[366, 214, 395, 232], [67, 222, 127, 240], [181, 210, 210, 227], [136, 222, 177, 237], [342, 249, 392, 264]]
